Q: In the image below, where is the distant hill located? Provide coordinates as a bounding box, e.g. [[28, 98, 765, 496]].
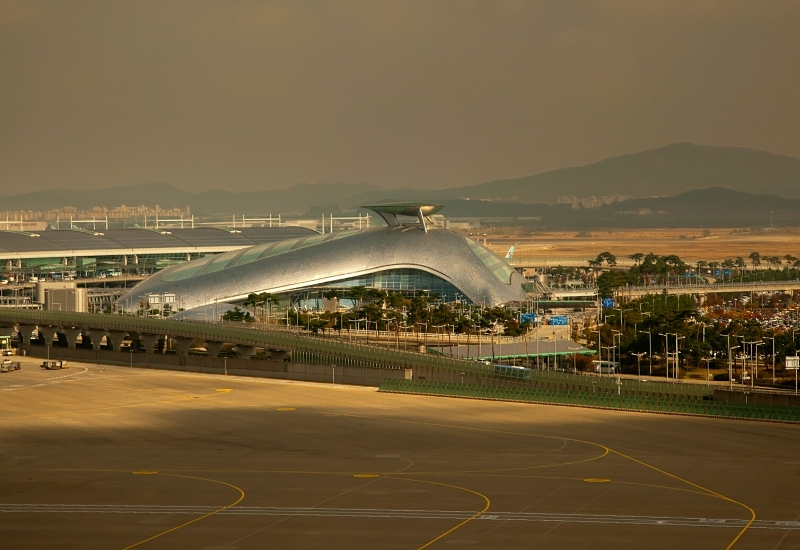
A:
[[0, 181, 418, 216], [3, 143, 800, 219], [430, 142, 800, 204], [436, 187, 800, 228]]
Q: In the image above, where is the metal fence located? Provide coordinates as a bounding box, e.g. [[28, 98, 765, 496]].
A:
[[380, 379, 799, 422]]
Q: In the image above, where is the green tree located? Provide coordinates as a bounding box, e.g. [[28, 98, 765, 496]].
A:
[[748, 252, 761, 270], [348, 286, 367, 307], [629, 252, 644, 266]]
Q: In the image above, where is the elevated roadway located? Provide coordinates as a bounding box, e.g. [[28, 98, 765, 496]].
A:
[[614, 279, 800, 300], [0, 308, 488, 376]]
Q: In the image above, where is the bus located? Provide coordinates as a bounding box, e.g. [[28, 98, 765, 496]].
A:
[[592, 360, 620, 374], [494, 364, 532, 380]]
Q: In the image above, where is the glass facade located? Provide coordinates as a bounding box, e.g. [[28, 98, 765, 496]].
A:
[[299, 268, 464, 303]]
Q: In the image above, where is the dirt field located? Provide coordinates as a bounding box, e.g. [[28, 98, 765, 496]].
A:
[[484, 228, 800, 263], [2, 359, 800, 549]]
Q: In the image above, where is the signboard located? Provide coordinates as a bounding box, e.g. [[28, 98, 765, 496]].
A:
[[549, 315, 569, 326], [521, 313, 540, 325], [786, 356, 800, 370], [602, 298, 615, 308]]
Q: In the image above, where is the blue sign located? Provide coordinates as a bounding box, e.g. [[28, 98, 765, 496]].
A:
[[724, 270, 732, 276], [521, 313, 540, 324], [602, 298, 615, 308], [549, 315, 569, 326]]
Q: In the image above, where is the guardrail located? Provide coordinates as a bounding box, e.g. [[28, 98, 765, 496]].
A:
[[522, 369, 714, 398]]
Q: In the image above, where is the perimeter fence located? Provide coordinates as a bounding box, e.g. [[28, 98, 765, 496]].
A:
[[379, 379, 800, 423]]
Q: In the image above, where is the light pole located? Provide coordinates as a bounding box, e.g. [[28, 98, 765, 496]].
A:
[[416, 322, 428, 349], [740, 338, 763, 388], [590, 328, 601, 375], [433, 324, 446, 355], [702, 357, 712, 387], [612, 331, 622, 371], [602, 346, 615, 374], [674, 335, 685, 380], [763, 336, 775, 385], [612, 307, 624, 329], [638, 330, 652, 375], [632, 351, 646, 381], [752, 341, 763, 388], [659, 332, 669, 379]]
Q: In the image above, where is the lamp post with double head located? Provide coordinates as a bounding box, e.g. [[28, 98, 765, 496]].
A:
[[638, 330, 652, 375]]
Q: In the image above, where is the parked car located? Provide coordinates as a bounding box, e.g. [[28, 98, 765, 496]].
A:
[[1, 349, 13, 356]]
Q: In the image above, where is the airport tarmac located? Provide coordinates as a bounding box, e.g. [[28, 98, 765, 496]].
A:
[[2, 359, 800, 549]]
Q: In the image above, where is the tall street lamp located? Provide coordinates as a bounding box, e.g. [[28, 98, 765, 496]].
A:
[[632, 351, 646, 382], [658, 333, 669, 379], [638, 330, 652, 375], [590, 329, 601, 376], [763, 336, 776, 385]]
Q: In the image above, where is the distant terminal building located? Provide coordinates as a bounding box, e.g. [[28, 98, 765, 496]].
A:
[[0, 226, 316, 280], [119, 203, 528, 315]]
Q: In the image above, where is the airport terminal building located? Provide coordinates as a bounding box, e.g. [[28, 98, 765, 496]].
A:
[[119, 204, 528, 314]]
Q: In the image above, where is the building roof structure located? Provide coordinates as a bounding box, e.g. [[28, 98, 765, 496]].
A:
[[119, 225, 528, 311], [0, 227, 317, 260]]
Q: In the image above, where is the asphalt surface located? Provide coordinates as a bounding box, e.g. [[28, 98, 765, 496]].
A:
[[1, 358, 799, 549]]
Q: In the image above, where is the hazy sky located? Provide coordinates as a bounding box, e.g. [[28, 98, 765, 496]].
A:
[[2, 1, 799, 193]]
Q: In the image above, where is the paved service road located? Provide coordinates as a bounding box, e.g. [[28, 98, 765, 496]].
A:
[[1, 359, 799, 549]]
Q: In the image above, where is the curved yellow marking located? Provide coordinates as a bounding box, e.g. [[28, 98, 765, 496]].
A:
[[215, 388, 233, 392], [343, 413, 756, 549], [352, 473, 380, 478], [341, 413, 611, 475], [391, 477, 490, 550], [609, 449, 756, 550], [275, 407, 296, 411], [132, 471, 158, 475], [120, 472, 244, 550], [583, 478, 612, 483]]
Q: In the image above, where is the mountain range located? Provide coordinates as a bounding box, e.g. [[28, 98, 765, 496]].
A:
[[2, 143, 800, 227], [429, 142, 800, 203]]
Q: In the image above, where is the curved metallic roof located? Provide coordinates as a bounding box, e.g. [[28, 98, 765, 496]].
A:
[[120, 227, 527, 309]]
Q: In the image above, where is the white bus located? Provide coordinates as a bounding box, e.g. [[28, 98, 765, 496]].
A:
[[592, 360, 620, 374]]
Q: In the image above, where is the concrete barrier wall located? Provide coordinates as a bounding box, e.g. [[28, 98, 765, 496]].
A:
[[17, 344, 415, 387], [18, 344, 546, 390], [714, 388, 800, 408]]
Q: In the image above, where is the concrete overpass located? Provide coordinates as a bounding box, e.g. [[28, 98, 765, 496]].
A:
[[508, 256, 637, 269], [613, 279, 800, 301], [0, 308, 490, 376]]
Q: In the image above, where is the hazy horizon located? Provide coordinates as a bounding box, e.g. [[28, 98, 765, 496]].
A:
[[2, 1, 799, 193]]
